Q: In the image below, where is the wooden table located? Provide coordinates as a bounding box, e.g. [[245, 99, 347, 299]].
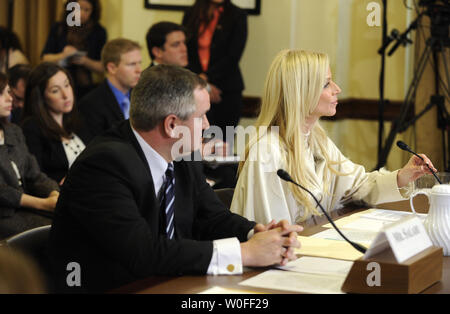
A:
[[114, 199, 450, 294]]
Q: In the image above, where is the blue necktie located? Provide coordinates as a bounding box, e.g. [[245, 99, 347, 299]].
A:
[[121, 97, 130, 119], [161, 163, 175, 239]]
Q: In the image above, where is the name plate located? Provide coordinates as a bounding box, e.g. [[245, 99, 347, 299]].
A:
[[364, 216, 433, 263]]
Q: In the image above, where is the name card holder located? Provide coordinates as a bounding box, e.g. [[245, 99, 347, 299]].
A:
[[341, 216, 443, 294]]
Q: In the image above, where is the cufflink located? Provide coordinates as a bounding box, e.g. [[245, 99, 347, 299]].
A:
[[227, 264, 235, 273]]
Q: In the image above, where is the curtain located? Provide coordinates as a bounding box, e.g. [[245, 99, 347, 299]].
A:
[[0, 0, 65, 66]]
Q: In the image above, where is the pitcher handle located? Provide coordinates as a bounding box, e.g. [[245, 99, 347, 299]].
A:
[[410, 191, 430, 214]]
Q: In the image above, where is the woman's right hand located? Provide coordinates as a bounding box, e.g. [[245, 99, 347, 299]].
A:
[[20, 193, 59, 212], [63, 45, 78, 57], [40, 194, 59, 212]]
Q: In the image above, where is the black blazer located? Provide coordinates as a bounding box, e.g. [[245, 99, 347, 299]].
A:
[[42, 22, 107, 61], [182, 3, 247, 92], [0, 123, 59, 218], [48, 121, 255, 293], [21, 117, 92, 183], [78, 80, 125, 137]]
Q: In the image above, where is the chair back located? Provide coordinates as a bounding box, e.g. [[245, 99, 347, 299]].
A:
[[6, 225, 52, 290], [214, 188, 235, 208], [6, 225, 51, 258]]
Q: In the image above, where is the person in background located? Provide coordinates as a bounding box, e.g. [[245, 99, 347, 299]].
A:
[[231, 49, 437, 227], [182, 0, 247, 142], [7, 64, 31, 124], [78, 38, 142, 137], [41, 0, 107, 99], [0, 27, 29, 74], [146, 21, 236, 189], [21, 63, 91, 184], [0, 72, 59, 239], [48, 65, 302, 293], [146, 21, 188, 68]]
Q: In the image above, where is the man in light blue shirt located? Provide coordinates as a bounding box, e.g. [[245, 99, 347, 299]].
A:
[[79, 38, 142, 137]]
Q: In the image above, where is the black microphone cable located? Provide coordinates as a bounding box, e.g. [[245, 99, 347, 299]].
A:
[[277, 169, 367, 254]]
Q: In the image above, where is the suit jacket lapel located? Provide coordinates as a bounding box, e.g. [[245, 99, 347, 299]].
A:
[[172, 162, 192, 239], [118, 122, 161, 226], [103, 80, 125, 120]]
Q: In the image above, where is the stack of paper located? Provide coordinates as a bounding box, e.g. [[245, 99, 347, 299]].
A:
[[239, 257, 353, 294], [311, 228, 377, 246], [295, 236, 365, 261], [323, 209, 426, 232]]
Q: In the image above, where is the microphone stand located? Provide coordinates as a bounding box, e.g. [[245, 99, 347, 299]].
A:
[[387, 16, 419, 56], [377, 0, 389, 169], [7, 0, 15, 31]]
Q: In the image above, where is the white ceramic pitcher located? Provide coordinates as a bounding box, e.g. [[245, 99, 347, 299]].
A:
[[410, 184, 450, 256]]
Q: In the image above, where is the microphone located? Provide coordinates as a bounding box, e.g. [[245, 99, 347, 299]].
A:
[[277, 169, 367, 254], [377, 28, 400, 55], [396, 141, 442, 184]]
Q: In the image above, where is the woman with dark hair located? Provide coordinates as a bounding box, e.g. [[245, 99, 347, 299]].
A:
[[0, 26, 29, 73], [182, 0, 247, 141], [21, 62, 91, 183], [41, 0, 107, 98], [0, 72, 59, 239]]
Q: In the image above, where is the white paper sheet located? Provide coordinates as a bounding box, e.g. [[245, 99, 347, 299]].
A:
[[277, 256, 353, 276], [239, 270, 346, 294], [311, 228, 377, 245], [360, 209, 426, 222], [199, 286, 260, 294], [338, 217, 389, 232]]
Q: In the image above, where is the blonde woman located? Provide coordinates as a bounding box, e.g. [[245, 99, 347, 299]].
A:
[[230, 49, 436, 226]]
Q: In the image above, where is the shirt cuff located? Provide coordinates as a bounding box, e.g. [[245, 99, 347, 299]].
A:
[[377, 169, 410, 202], [206, 238, 243, 275]]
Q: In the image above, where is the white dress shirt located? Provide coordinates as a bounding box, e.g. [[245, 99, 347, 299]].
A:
[[131, 127, 243, 275]]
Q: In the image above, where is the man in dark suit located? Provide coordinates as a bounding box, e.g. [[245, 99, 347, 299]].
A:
[[146, 21, 188, 68], [146, 21, 236, 189], [78, 38, 142, 137], [48, 65, 302, 293]]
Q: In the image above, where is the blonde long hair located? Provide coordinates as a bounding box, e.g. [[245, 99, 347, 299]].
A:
[[239, 49, 344, 220]]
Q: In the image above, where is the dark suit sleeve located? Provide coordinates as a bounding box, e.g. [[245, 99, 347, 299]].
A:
[[78, 92, 106, 137], [41, 23, 64, 56], [88, 25, 107, 60], [206, 10, 248, 84], [190, 161, 255, 242], [21, 119, 45, 170], [62, 145, 214, 277], [18, 130, 60, 197]]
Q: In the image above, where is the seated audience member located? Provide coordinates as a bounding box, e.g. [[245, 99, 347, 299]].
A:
[[7, 64, 31, 124], [0, 27, 29, 73], [146, 21, 236, 188], [21, 63, 91, 184], [0, 72, 59, 239], [231, 49, 437, 226], [78, 38, 142, 137], [146, 21, 188, 67], [182, 0, 248, 138], [41, 0, 107, 98], [48, 65, 302, 293]]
